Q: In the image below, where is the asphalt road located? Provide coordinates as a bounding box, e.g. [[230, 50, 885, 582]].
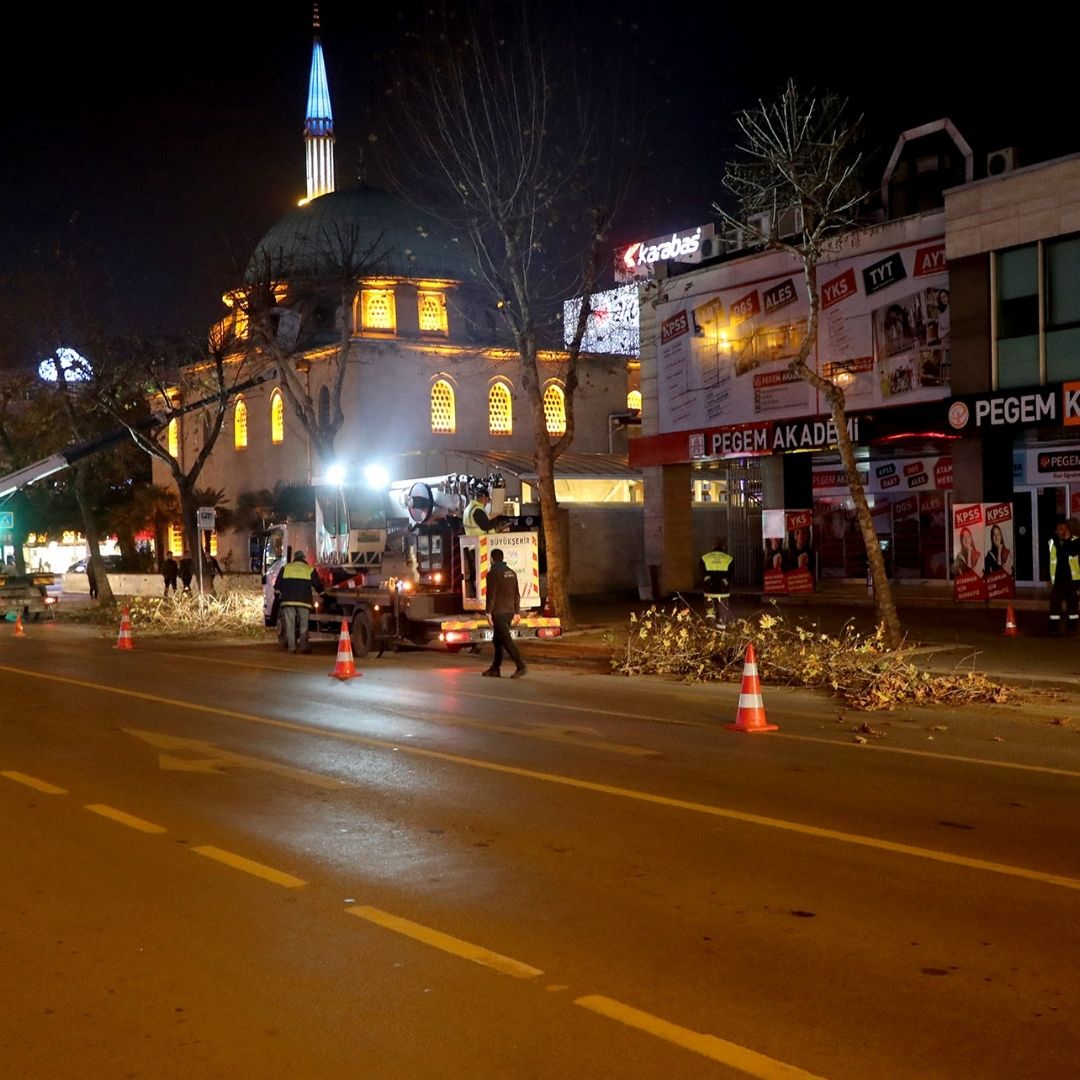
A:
[[2, 624, 1079, 1079]]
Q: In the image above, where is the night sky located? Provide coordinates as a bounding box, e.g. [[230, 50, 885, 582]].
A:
[[3, 4, 1073, 339]]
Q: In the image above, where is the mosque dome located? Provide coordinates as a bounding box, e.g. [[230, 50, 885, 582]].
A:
[[248, 186, 478, 284]]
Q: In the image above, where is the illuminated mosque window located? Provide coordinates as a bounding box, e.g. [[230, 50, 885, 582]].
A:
[[489, 382, 512, 436], [543, 383, 566, 437], [167, 418, 179, 458], [627, 389, 642, 413], [271, 390, 285, 444], [431, 379, 456, 434], [234, 398, 248, 450], [418, 291, 448, 334], [168, 524, 184, 554], [361, 288, 396, 332]]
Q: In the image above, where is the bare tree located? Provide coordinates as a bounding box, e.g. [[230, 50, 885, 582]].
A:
[[715, 80, 902, 647], [237, 222, 388, 471], [385, 4, 638, 629], [97, 326, 255, 592]]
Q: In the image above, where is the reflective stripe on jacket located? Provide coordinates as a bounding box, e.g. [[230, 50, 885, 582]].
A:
[[1049, 540, 1080, 582], [276, 560, 322, 608], [463, 500, 488, 536]]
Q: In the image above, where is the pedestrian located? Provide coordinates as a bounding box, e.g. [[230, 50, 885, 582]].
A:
[[1047, 518, 1080, 636], [273, 549, 325, 653], [482, 548, 526, 678], [178, 552, 194, 594], [700, 537, 733, 626], [162, 550, 179, 596], [86, 561, 98, 600]]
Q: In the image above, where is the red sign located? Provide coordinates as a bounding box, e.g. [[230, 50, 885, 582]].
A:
[[954, 504, 983, 529], [985, 569, 1015, 601], [954, 570, 988, 603], [729, 290, 760, 323], [1073, 491, 1080, 515], [934, 458, 954, 489], [785, 569, 815, 594], [893, 497, 918, 520], [764, 568, 787, 594], [913, 244, 948, 277], [985, 502, 1013, 526], [660, 310, 690, 344], [821, 267, 858, 310], [786, 510, 813, 531]]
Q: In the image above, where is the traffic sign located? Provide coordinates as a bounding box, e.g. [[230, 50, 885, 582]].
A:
[[197, 507, 216, 530], [0, 512, 13, 529]]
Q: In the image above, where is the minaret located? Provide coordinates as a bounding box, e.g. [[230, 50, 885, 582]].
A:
[[304, 4, 335, 203]]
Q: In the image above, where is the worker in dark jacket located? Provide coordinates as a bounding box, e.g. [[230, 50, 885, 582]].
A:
[[1048, 519, 1080, 635], [482, 548, 526, 678], [701, 537, 733, 626], [273, 550, 325, 653]]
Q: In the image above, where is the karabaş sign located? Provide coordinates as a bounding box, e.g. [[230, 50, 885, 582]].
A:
[[615, 224, 715, 282]]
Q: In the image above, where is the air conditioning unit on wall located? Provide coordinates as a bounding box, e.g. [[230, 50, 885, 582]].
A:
[[986, 147, 1017, 177]]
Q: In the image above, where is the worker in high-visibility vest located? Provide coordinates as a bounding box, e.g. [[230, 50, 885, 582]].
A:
[[1048, 518, 1080, 635], [701, 538, 734, 627], [463, 486, 495, 536]]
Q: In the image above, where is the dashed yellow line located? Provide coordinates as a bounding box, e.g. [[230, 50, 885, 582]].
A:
[[2, 663, 1078, 891], [1, 770, 67, 795], [84, 804, 167, 834], [577, 995, 829, 1079], [346, 905, 543, 979], [193, 844, 306, 888]]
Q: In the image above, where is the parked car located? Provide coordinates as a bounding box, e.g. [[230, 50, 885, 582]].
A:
[[67, 555, 123, 573]]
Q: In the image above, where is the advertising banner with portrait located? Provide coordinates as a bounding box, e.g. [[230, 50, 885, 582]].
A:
[[981, 503, 1016, 600], [952, 503, 989, 602], [656, 219, 949, 438], [762, 509, 815, 594]]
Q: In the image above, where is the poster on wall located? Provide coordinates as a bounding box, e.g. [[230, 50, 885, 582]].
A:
[[952, 503, 989, 602], [982, 503, 1016, 600], [656, 225, 949, 437], [762, 509, 815, 593]]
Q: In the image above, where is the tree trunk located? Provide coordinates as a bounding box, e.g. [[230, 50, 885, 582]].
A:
[[533, 438, 573, 630], [73, 464, 115, 604], [827, 399, 903, 647]]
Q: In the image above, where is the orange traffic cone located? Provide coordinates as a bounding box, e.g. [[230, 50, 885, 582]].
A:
[[1003, 606, 1019, 637], [114, 608, 135, 650], [13, 611, 26, 637], [726, 643, 777, 733], [328, 619, 360, 680]]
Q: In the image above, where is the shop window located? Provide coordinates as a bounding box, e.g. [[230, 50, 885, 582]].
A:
[[167, 418, 179, 458], [234, 398, 248, 450], [1046, 235, 1080, 381], [361, 289, 396, 333], [627, 389, 642, 413], [431, 379, 455, 434], [270, 390, 285, 444], [488, 382, 512, 435], [996, 244, 1039, 388], [543, 384, 566, 437], [418, 291, 448, 335]]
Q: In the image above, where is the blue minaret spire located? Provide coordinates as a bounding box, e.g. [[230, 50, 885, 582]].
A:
[[304, 3, 335, 202]]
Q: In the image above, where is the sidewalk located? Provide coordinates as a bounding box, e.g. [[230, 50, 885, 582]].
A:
[[522, 589, 1080, 695]]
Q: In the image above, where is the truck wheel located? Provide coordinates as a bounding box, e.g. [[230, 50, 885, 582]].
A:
[[350, 610, 372, 659]]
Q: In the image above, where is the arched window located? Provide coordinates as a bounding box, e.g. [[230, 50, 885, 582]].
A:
[[167, 418, 179, 458], [488, 382, 512, 436], [627, 389, 642, 413], [270, 390, 285, 444], [417, 291, 448, 334], [431, 379, 456, 434], [543, 383, 566, 437], [234, 398, 248, 450], [361, 288, 396, 333]]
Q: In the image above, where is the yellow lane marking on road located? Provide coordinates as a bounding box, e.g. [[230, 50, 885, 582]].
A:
[[193, 845, 306, 888], [775, 732, 1080, 779], [4, 663, 1080, 890], [577, 995, 829, 1080], [1, 770, 67, 794], [84, 804, 167, 834], [347, 906, 543, 979], [162, 652, 708, 727]]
